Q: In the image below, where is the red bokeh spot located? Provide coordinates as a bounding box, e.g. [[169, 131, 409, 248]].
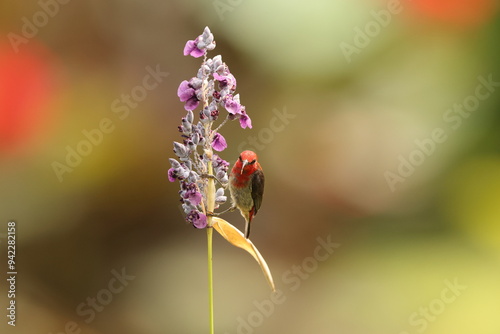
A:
[[409, 0, 497, 28], [0, 39, 58, 153]]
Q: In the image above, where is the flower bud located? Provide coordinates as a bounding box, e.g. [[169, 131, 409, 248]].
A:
[[186, 110, 194, 123], [212, 55, 223, 70], [169, 158, 181, 169], [173, 141, 189, 160]]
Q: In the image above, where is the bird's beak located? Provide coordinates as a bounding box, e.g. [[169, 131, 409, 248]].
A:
[[240, 160, 249, 174]]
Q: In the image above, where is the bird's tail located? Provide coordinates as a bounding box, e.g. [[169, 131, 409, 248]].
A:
[[244, 219, 251, 239], [244, 208, 256, 239]]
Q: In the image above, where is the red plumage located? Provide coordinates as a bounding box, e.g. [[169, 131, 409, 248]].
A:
[[228, 150, 264, 238]]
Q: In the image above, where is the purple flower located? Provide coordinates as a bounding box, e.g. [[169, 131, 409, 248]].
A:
[[224, 95, 242, 115], [187, 210, 207, 229], [212, 132, 227, 151], [170, 26, 255, 228], [212, 155, 229, 184], [181, 183, 202, 206], [178, 80, 194, 101], [177, 80, 200, 111], [212, 155, 229, 169], [184, 39, 205, 58], [183, 27, 216, 58], [168, 168, 177, 182], [214, 72, 236, 91], [239, 109, 252, 129], [210, 109, 219, 121]]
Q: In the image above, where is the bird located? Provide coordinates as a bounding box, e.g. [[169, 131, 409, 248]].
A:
[[228, 150, 265, 239]]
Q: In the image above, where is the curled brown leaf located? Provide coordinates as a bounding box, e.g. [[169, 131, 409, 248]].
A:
[[212, 217, 275, 291]]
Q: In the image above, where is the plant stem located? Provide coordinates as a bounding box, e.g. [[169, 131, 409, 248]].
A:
[[202, 59, 215, 333], [207, 226, 214, 334], [206, 146, 215, 334]]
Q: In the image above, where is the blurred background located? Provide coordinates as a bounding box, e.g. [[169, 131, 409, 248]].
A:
[[1, 0, 500, 333]]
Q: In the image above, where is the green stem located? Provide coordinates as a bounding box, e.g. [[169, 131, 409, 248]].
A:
[[206, 148, 215, 334], [207, 226, 214, 334], [202, 62, 215, 333]]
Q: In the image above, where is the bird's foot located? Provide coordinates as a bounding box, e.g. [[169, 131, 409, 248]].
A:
[[206, 206, 236, 217], [200, 173, 227, 188], [218, 206, 237, 215]]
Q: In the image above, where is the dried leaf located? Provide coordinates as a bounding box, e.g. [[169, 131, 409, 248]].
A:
[[212, 217, 275, 291]]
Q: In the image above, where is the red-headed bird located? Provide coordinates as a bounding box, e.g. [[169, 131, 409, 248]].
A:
[[229, 150, 265, 239]]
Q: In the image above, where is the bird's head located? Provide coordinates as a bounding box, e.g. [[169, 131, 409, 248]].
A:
[[237, 150, 258, 174]]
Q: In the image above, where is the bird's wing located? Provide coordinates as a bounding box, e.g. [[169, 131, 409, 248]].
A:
[[251, 168, 265, 215]]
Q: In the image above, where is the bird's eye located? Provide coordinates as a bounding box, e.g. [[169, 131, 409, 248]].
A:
[[250, 159, 256, 164], [238, 156, 243, 162]]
